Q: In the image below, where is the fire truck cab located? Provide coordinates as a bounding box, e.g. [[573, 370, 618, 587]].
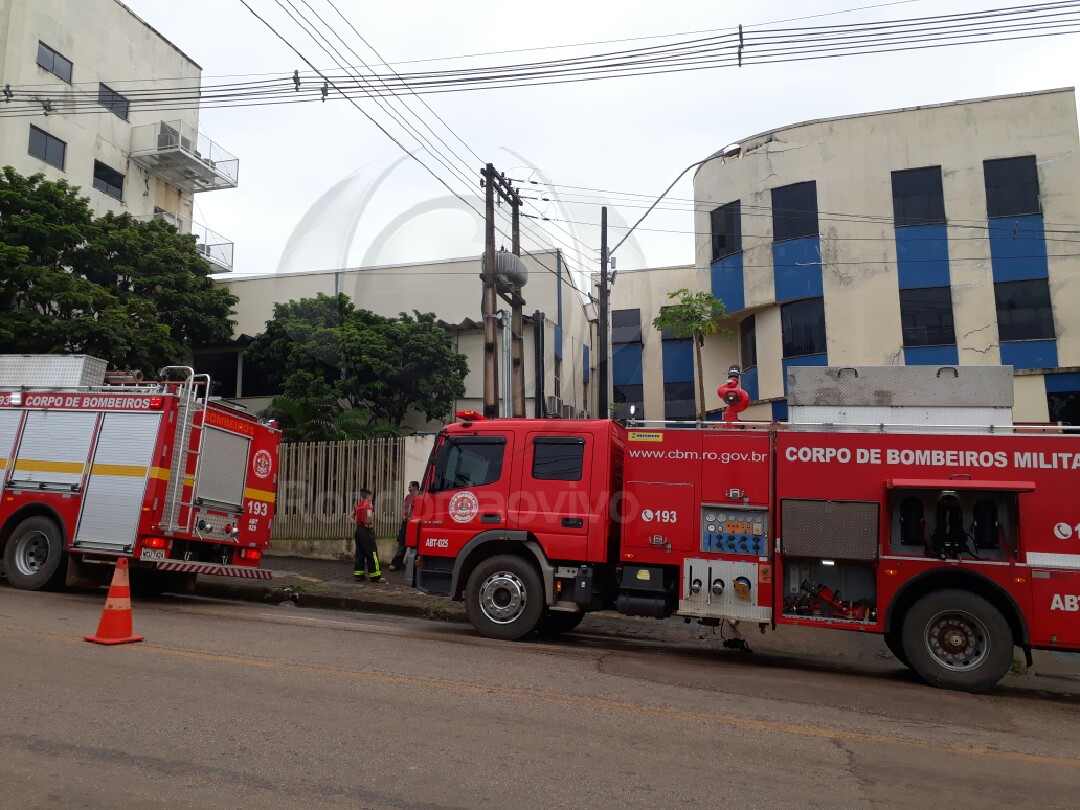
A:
[[409, 365, 1080, 693], [0, 355, 280, 593]]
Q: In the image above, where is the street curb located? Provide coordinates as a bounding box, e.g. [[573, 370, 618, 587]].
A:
[[194, 579, 468, 623]]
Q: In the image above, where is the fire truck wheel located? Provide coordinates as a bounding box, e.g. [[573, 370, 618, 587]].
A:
[[465, 554, 545, 641], [536, 609, 585, 638], [3, 516, 67, 591], [901, 589, 1013, 693], [883, 632, 911, 669]]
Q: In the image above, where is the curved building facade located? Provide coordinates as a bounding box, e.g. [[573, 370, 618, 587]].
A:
[[687, 87, 1080, 423]]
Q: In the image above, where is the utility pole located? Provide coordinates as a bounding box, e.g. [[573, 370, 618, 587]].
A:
[[480, 164, 526, 419], [510, 188, 525, 418], [598, 206, 610, 417], [482, 163, 499, 419]]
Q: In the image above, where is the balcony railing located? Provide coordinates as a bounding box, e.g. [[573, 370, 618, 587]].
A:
[[143, 212, 235, 271], [129, 120, 239, 193]]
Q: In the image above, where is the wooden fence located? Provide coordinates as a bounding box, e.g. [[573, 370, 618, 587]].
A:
[[272, 437, 407, 541]]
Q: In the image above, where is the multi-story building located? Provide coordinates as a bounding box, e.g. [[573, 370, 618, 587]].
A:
[[205, 250, 596, 428], [611, 88, 1080, 424], [0, 0, 238, 270]]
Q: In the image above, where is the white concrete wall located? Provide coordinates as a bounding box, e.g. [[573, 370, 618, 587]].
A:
[[0, 0, 201, 222]]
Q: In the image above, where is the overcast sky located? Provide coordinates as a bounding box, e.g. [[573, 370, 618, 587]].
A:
[[122, 0, 1080, 286]]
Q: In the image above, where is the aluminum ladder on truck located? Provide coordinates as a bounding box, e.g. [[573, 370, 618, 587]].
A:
[[158, 367, 211, 534]]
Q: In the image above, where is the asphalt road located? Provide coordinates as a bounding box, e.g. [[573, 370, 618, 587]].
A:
[[3, 587, 1080, 810]]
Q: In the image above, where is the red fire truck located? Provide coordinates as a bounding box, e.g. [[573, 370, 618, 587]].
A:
[[0, 355, 280, 593], [407, 365, 1080, 692]]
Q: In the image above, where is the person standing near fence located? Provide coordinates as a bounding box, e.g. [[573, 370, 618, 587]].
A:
[[353, 486, 384, 583], [389, 481, 420, 571]]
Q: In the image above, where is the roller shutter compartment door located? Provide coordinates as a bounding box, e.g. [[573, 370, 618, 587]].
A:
[[0, 410, 23, 482], [196, 427, 250, 510], [75, 412, 162, 552], [10, 411, 98, 487]]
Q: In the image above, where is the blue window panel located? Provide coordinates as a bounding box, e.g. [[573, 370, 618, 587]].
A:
[[612, 343, 643, 385], [1045, 371, 1080, 393], [781, 353, 828, 394], [1000, 340, 1058, 370], [741, 365, 759, 401], [895, 224, 950, 289], [903, 344, 959, 365], [554, 325, 563, 360], [711, 252, 745, 313], [582, 345, 590, 382], [706, 410, 724, 422], [661, 339, 694, 383], [773, 237, 823, 302], [988, 215, 1049, 282], [772, 400, 789, 421]]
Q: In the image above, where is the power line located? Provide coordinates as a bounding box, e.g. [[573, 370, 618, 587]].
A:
[[3, 3, 1078, 117]]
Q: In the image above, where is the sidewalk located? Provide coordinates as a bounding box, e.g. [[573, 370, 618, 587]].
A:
[[195, 555, 1080, 689]]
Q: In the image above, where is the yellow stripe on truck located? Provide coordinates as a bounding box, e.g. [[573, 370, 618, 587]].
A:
[[244, 487, 276, 504], [0, 458, 6, 470], [14, 459, 84, 474], [90, 464, 149, 477], [148, 468, 195, 484]]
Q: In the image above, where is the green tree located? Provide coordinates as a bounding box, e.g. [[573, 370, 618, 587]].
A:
[[245, 293, 468, 431], [0, 166, 237, 371], [262, 396, 402, 443], [651, 288, 733, 420]]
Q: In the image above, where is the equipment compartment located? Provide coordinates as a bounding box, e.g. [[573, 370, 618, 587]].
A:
[[781, 559, 876, 623]]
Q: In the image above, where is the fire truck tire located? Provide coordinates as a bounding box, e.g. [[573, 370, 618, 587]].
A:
[[883, 632, 911, 669], [3, 516, 67, 591], [536, 609, 586, 638], [901, 590, 1014, 693], [464, 554, 545, 641]]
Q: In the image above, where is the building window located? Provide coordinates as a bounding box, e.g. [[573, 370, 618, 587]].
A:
[[899, 287, 956, 347], [28, 126, 66, 170], [663, 381, 696, 420], [740, 315, 757, 369], [892, 166, 945, 226], [781, 297, 826, 358], [36, 42, 73, 83], [995, 279, 1054, 341], [710, 200, 741, 261], [98, 83, 130, 119], [611, 309, 642, 344], [771, 181, 818, 242], [532, 437, 585, 481], [93, 161, 125, 200], [984, 156, 1040, 218], [613, 384, 644, 418]]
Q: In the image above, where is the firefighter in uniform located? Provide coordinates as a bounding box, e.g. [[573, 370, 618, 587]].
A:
[[353, 487, 383, 582]]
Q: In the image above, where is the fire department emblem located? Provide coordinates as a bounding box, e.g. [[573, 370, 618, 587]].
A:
[[448, 491, 480, 523], [253, 450, 272, 479]]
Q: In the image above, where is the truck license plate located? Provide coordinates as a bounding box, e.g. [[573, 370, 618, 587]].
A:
[[139, 548, 166, 562]]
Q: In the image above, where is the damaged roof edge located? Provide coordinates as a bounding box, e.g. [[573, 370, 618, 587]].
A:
[[692, 86, 1076, 180], [112, 0, 203, 70]]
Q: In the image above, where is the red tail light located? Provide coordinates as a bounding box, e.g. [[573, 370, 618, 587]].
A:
[[239, 548, 262, 561], [144, 537, 167, 549]]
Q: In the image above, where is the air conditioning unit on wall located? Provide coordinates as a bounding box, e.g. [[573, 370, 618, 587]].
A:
[[561, 404, 574, 420], [546, 395, 561, 417]]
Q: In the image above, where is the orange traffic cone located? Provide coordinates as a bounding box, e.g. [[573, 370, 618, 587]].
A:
[[84, 558, 144, 645]]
